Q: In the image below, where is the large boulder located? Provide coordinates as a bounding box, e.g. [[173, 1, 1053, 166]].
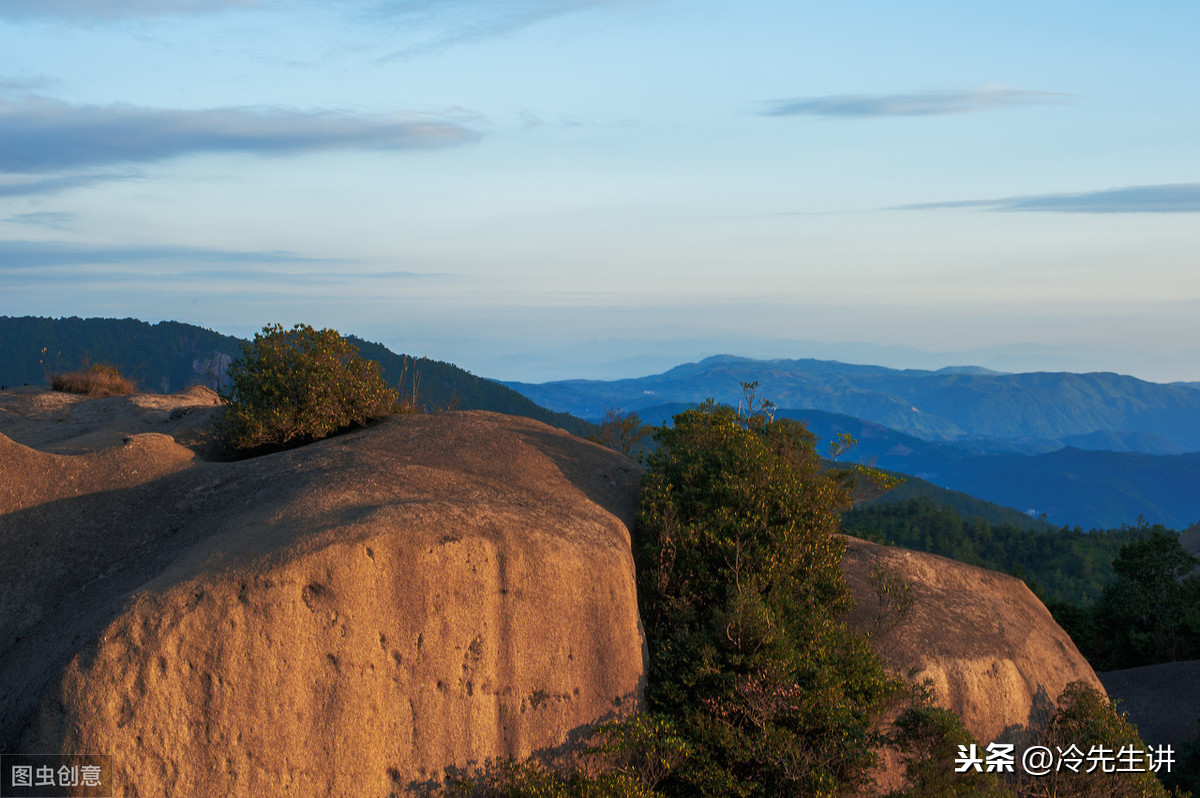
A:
[[0, 392, 645, 796], [842, 537, 1104, 745]]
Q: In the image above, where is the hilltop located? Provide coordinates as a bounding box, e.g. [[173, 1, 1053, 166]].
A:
[[0, 316, 594, 438]]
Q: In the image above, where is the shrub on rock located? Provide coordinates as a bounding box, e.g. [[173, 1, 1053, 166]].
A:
[[50, 362, 136, 396], [216, 323, 401, 453]]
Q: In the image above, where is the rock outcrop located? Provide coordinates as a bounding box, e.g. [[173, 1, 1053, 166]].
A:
[[842, 537, 1104, 744], [1, 387, 1107, 796], [0, 389, 645, 796]]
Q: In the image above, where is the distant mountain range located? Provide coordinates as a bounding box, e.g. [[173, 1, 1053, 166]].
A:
[[504, 355, 1200, 529], [6, 319, 1197, 529], [505, 354, 1200, 454]]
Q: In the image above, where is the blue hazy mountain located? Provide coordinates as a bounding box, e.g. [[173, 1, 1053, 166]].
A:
[[504, 356, 1200, 529], [504, 354, 1200, 453]]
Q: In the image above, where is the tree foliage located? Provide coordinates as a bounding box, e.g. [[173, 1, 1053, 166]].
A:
[[886, 705, 1008, 797], [1057, 531, 1200, 671], [587, 408, 651, 459], [633, 398, 902, 796], [1015, 682, 1171, 798], [216, 323, 402, 453], [843, 498, 1166, 606]]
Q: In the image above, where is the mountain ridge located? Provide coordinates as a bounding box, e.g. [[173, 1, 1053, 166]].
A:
[[504, 353, 1200, 453]]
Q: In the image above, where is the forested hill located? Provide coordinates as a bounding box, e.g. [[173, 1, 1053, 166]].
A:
[[504, 354, 1200, 454], [0, 317, 593, 437], [1, 316, 243, 393]]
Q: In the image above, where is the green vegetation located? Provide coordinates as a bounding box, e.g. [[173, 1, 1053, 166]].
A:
[[48, 361, 137, 396], [886, 705, 1007, 797], [2, 315, 243, 392], [586, 408, 651, 459], [1014, 681, 1171, 798], [347, 336, 596, 438], [861, 472, 1055, 531], [446, 715, 688, 797], [842, 498, 1165, 606], [631, 398, 902, 795], [1051, 530, 1200, 671], [438, 398, 1186, 797], [216, 323, 406, 453], [1, 317, 597, 438]]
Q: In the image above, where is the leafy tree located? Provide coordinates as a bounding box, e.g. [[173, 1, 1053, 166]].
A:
[[634, 399, 901, 796], [886, 705, 1009, 797], [1084, 531, 1200, 670], [587, 408, 651, 459], [1015, 682, 1171, 798], [216, 323, 403, 453]]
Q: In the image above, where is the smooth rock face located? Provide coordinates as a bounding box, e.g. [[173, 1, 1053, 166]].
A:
[[842, 537, 1104, 745], [0, 391, 645, 796]]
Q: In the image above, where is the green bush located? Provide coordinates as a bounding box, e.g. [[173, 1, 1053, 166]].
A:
[[633, 398, 902, 796], [216, 323, 402, 453], [1015, 681, 1171, 798], [887, 705, 1010, 797]]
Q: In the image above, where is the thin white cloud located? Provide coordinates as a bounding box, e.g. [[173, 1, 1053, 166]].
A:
[[893, 184, 1200, 213], [0, 95, 481, 177], [3, 212, 79, 230], [0, 241, 337, 269], [761, 87, 1072, 118], [0, 170, 143, 197], [0, 0, 266, 22], [0, 0, 621, 34], [368, 0, 618, 58]]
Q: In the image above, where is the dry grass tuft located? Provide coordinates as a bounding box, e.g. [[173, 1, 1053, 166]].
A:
[[51, 364, 137, 397]]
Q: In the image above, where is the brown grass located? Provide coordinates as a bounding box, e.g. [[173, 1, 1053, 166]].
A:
[[51, 364, 137, 397]]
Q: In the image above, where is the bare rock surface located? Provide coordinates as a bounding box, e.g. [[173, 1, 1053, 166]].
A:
[[1, 390, 644, 796], [0, 384, 222, 456], [842, 537, 1104, 745], [1100, 660, 1200, 747], [1181, 522, 1200, 557]]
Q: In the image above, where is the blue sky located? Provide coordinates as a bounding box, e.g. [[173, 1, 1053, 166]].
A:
[[2, 0, 1199, 382]]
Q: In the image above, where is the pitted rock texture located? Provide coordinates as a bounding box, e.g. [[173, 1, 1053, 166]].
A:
[[0, 390, 644, 796]]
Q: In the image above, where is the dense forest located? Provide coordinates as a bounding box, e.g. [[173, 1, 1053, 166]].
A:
[[841, 498, 1165, 606]]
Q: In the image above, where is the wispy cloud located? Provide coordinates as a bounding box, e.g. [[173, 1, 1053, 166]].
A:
[[0, 76, 56, 92], [0, 95, 482, 174], [0, 241, 337, 270], [760, 87, 1072, 118], [0, 0, 618, 36], [3, 212, 79, 230], [893, 184, 1200, 214], [0, 0, 266, 23], [369, 0, 617, 59], [0, 170, 143, 197], [0, 241, 444, 284]]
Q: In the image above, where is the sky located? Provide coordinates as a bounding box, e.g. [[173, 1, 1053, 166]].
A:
[[2, 0, 1199, 383]]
